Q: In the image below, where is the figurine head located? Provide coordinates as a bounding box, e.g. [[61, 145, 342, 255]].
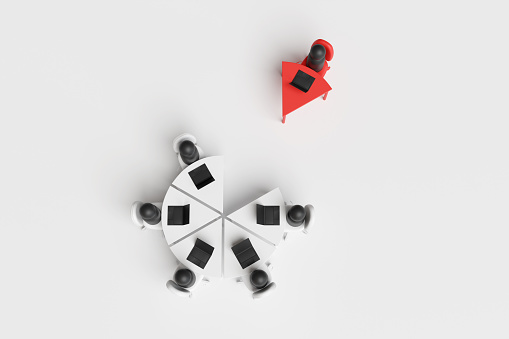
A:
[[179, 140, 199, 165], [309, 44, 326, 61], [286, 205, 306, 227], [139, 203, 161, 225], [250, 270, 269, 289], [174, 268, 196, 288]]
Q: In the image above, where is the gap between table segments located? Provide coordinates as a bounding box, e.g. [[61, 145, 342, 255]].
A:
[[225, 217, 276, 247], [170, 184, 222, 215], [169, 184, 279, 275], [168, 215, 222, 247], [221, 217, 225, 278]]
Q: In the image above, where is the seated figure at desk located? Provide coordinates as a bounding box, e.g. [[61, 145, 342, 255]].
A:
[[130, 202, 163, 230], [166, 267, 208, 298], [301, 39, 334, 78], [238, 263, 277, 299], [306, 44, 326, 73], [172, 133, 204, 169], [287, 205, 306, 227], [284, 204, 315, 237], [180, 140, 199, 165]]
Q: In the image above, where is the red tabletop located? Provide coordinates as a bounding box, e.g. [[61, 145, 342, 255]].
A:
[[282, 61, 332, 122]]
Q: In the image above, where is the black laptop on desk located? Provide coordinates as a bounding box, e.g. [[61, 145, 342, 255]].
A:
[[188, 164, 215, 190], [167, 205, 190, 225], [256, 204, 280, 225], [187, 238, 214, 269], [290, 70, 315, 93], [231, 238, 260, 269]]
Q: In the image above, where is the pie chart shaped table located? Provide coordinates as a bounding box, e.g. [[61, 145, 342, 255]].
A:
[[162, 156, 287, 279]]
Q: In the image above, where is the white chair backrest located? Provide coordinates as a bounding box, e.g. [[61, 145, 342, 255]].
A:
[[166, 280, 192, 298], [130, 201, 144, 227], [252, 282, 277, 299], [303, 204, 315, 234], [142, 221, 163, 231]]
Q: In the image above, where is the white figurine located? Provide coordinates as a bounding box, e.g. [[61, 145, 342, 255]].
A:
[[172, 133, 204, 169], [237, 263, 277, 299]]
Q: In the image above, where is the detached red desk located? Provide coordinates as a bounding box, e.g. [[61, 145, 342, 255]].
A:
[[282, 61, 332, 123]]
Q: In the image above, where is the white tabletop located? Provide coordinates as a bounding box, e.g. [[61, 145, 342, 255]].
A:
[[226, 188, 286, 246]]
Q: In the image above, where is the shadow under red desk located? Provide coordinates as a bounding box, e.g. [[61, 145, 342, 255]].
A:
[[282, 61, 332, 124]]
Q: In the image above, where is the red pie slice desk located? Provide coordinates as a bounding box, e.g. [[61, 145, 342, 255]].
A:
[[282, 61, 332, 123]]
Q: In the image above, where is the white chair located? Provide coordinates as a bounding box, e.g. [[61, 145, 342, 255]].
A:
[[166, 280, 192, 298], [130, 201, 163, 230], [303, 204, 315, 234], [166, 265, 209, 298], [237, 263, 276, 299], [172, 133, 204, 169], [252, 282, 277, 299]]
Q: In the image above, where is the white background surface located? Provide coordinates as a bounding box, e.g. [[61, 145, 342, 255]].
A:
[[1, 0, 508, 338]]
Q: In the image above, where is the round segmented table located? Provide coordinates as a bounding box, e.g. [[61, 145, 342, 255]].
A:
[[162, 156, 287, 279]]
